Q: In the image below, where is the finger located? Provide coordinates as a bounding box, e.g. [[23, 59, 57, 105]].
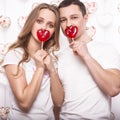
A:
[[70, 41, 79, 49]]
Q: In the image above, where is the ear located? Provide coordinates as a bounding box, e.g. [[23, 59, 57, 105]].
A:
[[84, 14, 89, 22]]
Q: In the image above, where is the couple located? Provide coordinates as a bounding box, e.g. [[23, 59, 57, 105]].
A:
[[2, 0, 120, 120]]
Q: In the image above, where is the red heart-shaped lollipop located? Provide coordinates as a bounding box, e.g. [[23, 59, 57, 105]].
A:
[[37, 29, 50, 42], [65, 26, 78, 39]]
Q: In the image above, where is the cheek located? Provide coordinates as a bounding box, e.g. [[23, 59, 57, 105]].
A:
[[61, 23, 67, 31], [78, 19, 86, 28], [31, 27, 38, 40], [32, 23, 40, 38], [31, 28, 36, 37], [49, 29, 55, 38], [60, 25, 66, 34]]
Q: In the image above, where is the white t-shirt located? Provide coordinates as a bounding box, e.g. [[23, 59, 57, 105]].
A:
[[57, 41, 120, 120], [2, 48, 55, 120]]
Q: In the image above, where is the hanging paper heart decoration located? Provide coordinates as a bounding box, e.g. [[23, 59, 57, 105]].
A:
[[37, 29, 50, 42], [65, 26, 78, 39]]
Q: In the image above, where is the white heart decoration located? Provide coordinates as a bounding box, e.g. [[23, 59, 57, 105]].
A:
[[86, 26, 96, 38], [117, 3, 120, 12], [84, 2, 97, 14], [0, 16, 11, 28], [118, 26, 120, 34], [32, 2, 39, 10], [50, 0, 64, 6], [17, 16, 27, 28], [97, 14, 113, 27]]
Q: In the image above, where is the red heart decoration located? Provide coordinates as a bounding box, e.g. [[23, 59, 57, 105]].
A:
[[37, 29, 50, 42], [65, 26, 78, 39]]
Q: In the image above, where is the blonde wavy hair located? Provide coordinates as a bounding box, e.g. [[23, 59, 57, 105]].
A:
[[8, 3, 60, 69]]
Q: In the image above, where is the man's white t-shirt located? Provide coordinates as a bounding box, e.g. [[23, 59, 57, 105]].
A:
[[57, 41, 120, 120]]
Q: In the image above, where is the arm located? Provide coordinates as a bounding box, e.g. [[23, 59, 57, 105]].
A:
[[4, 50, 47, 112], [71, 37, 120, 97], [5, 65, 44, 112], [53, 106, 61, 120], [83, 54, 120, 97], [44, 55, 64, 107]]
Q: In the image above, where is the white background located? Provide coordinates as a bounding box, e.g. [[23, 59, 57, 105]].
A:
[[0, 0, 120, 119]]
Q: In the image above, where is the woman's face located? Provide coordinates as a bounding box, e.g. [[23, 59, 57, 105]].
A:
[[32, 8, 56, 41]]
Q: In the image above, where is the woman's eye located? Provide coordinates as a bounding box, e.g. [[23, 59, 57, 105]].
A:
[[49, 24, 54, 28], [36, 19, 42, 24]]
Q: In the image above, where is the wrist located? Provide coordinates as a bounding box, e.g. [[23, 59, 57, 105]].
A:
[[35, 67, 44, 72], [83, 54, 91, 61], [49, 68, 57, 75]]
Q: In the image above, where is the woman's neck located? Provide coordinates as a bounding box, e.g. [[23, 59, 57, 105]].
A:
[[27, 37, 41, 58]]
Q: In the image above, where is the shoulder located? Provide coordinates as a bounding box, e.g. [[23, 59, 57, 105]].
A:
[[2, 48, 24, 66], [87, 41, 120, 69], [87, 41, 119, 56], [7, 48, 23, 56]]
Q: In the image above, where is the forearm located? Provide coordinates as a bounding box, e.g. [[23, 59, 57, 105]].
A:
[[49, 69, 64, 107], [83, 55, 120, 96], [18, 67, 44, 111], [53, 106, 61, 120]]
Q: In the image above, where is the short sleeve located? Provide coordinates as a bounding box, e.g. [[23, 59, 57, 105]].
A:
[[2, 48, 23, 67], [88, 41, 120, 70]]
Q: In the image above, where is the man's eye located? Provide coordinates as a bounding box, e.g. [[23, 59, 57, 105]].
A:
[[72, 17, 78, 19], [49, 24, 54, 28], [60, 19, 66, 23]]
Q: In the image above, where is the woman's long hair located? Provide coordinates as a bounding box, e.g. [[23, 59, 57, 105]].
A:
[[9, 3, 60, 68]]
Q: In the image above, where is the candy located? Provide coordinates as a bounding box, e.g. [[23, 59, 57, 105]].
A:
[[37, 29, 50, 42], [65, 26, 78, 40], [37, 29, 50, 49]]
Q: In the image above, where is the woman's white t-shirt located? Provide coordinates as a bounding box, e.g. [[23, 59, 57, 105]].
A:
[[2, 48, 55, 120]]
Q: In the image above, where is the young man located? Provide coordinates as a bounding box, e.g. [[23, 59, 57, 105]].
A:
[[57, 0, 120, 119]]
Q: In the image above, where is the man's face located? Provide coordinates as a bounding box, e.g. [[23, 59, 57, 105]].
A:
[[59, 4, 88, 40]]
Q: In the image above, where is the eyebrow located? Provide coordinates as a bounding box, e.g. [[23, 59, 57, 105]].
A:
[[37, 17, 55, 24], [71, 14, 79, 17], [60, 14, 79, 19]]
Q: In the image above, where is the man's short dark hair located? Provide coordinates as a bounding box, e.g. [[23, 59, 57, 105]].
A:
[[58, 0, 86, 16]]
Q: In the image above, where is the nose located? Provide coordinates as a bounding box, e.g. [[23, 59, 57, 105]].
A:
[[41, 23, 47, 30], [66, 19, 72, 27]]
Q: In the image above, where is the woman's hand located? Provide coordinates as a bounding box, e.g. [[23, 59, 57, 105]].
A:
[[33, 49, 48, 69], [44, 54, 55, 73]]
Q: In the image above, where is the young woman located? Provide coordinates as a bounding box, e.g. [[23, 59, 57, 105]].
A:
[[2, 3, 64, 120]]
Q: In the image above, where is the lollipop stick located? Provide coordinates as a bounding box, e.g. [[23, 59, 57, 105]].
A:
[[41, 42, 43, 49], [72, 38, 74, 42]]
